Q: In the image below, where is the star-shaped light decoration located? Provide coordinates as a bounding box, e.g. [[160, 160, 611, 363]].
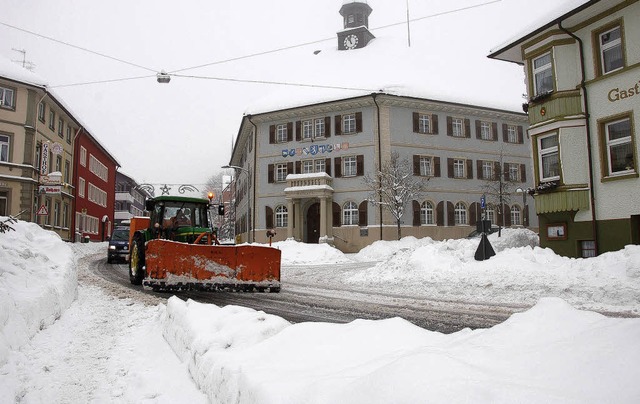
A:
[[160, 184, 172, 195]]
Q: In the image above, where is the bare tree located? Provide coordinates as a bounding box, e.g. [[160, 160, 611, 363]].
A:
[[481, 149, 514, 237], [363, 152, 429, 240], [201, 173, 225, 200]]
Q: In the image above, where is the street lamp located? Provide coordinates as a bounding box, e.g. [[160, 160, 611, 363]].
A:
[[222, 165, 251, 243], [515, 187, 527, 227]]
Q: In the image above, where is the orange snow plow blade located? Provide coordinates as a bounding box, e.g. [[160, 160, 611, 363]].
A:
[[143, 239, 281, 292]]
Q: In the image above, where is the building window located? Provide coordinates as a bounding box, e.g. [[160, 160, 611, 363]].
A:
[[452, 118, 464, 137], [580, 240, 597, 258], [485, 208, 496, 224], [88, 183, 108, 207], [58, 118, 64, 137], [276, 124, 288, 143], [302, 160, 314, 174], [599, 25, 623, 74], [49, 110, 56, 130], [532, 52, 553, 96], [480, 121, 492, 140], [0, 86, 15, 109], [418, 114, 430, 134], [603, 117, 634, 176], [314, 118, 326, 138], [343, 156, 357, 177], [507, 125, 518, 143], [302, 120, 313, 140], [0, 134, 9, 162], [89, 155, 109, 182], [38, 102, 45, 121], [64, 160, 70, 183], [419, 156, 433, 176], [62, 204, 69, 228], [342, 201, 359, 225], [538, 133, 559, 181], [482, 161, 493, 180], [66, 126, 72, 144], [55, 155, 62, 172], [453, 159, 465, 178], [80, 146, 87, 167], [53, 201, 60, 227], [420, 201, 434, 225], [275, 163, 288, 182], [315, 159, 325, 173], [44, 198, 51, 226], [454, 202, 467, 225], [508, 163, 520, 182], [0, 192, 6, 216], [343, 114, 356, 134], [511, 205, 521, 226], [275, 205, 288, 228], [79, 177, 85, 198]]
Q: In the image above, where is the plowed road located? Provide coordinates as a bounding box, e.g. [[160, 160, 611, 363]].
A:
[[90, 257, 524, 333]]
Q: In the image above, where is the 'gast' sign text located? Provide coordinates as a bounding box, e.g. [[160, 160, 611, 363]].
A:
[[608, 79, 640, 102]]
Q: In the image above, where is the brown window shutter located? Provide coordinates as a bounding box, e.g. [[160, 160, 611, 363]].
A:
[[413, 155, 420, 175], [269, 125, 275, 144], [503, 163, 510, 181], [475, 120, 481, 139], [356, 155, 364, 176], [265, 206, 273, 229], [434, 157, 441, 177], [520, 164, 526, 182], [502, 123, 508, 142], [295, 121, 301, 141], [492, 122, 498, 141], [517, 126, 524, 144], [287, 122, 293, 142], [332, 202, 341, 227], [447, 158, 454, 178], [334, 157, 342, 178], [325, 116, 331, 138], [469, 202, 477, 226], [464, 119, 471, 138], [504, 203, 512, 227], [494, 161, 501, 180], [335, 115, 342, 136], [295, 161, 301, 174], [447, 201, 455, 226], [325, 158, 332, 176], [355, 111, 363, 132], [446, 116, 452, 136], [432, 114, 439, 134], [412, 112, 419, 133], [268, 164, 274, 183], [412, 200, 421, 226], [436, 201, 444, 226], [287, 162, 293, 178], [466, 159, 473, 179], [497, 205, 504, 227], [477, 160, 483, 180], [359, 201, 368, 226]]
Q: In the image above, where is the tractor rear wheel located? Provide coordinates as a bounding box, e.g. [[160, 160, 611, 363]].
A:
[[129, 233, 145, 285]]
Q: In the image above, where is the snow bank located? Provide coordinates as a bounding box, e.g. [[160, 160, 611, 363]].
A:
[[161, 296, 640, 403], [0, 220, 77, 365]]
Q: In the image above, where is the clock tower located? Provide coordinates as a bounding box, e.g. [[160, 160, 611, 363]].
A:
[[337, 1, 375, 50]]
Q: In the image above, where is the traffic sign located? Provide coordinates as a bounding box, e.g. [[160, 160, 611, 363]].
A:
[[481, 194, 486, 209], [36, 205, 48, 216]]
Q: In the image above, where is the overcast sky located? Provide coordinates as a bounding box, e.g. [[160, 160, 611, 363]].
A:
[[0, 0, 569, 191]]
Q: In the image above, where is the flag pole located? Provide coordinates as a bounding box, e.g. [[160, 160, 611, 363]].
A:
[[406, 0, 411, 47]]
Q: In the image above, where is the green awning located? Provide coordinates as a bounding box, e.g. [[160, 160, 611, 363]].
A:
[[535, 189, 590, 214]]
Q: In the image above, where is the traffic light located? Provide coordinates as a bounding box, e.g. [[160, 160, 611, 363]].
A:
[[218, 205, 225, 215]]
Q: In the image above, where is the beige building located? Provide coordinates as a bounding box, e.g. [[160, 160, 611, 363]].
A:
[[489, 0, 639, 257]]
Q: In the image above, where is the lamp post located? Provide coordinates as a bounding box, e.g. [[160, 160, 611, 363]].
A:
[[222, 165, 251, 243], [515, 187, 527, 227]]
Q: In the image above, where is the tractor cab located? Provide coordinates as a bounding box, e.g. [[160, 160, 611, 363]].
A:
[[145, 196, 213, 242]]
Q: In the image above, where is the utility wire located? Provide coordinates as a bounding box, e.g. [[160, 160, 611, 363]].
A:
[[0, 21, 158, 73], [171, 73, 379, 92], [49, 75, 155, 89]]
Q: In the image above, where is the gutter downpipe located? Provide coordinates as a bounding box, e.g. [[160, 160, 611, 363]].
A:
[[372, 93, 383, 240], [558, 20, 599, 255], [247, 114, 258, 243]]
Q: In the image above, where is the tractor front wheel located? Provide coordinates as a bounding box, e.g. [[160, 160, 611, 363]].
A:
[[129, 233, 146, 285]]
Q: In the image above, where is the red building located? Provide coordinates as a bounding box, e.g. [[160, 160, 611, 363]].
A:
[[73, 128, 119, 241]]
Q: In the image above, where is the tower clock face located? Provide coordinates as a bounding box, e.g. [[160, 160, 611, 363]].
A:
[[343, 34, 359, 50]]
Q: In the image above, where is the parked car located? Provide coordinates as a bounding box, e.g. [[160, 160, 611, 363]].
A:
[[107, 227, 130, 263]]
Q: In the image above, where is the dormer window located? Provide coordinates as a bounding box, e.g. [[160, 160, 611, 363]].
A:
[[532, 52, 553, 97]]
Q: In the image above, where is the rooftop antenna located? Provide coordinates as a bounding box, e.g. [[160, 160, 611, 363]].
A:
[[406, 0, 412, 47], [11, 48, 36, 71]]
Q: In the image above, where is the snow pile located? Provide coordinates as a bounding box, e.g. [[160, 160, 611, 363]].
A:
[[0, 220, 77, 366], [273, 238, 352, 264], [161, 296, 640, 403]]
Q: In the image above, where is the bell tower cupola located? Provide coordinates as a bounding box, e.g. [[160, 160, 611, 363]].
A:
[[337, 1, 375, 50]]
